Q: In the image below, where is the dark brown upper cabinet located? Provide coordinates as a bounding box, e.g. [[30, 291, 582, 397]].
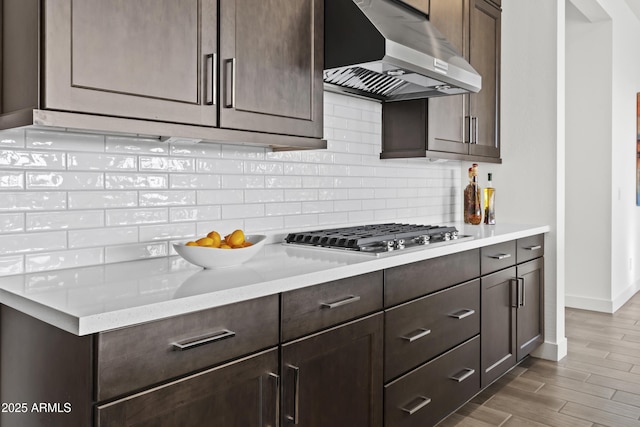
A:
[[0, 0, 325, 150], [219, 0, 324, 138], [381, 0, 501, 163]]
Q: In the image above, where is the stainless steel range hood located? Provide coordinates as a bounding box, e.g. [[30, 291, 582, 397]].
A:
[[324, 0, 482, 101]]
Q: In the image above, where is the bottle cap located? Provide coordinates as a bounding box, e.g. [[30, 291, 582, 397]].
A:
[[488, 173, 492, 181]]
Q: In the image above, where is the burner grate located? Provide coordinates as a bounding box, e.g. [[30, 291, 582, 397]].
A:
[[285, 223, 460, 252]]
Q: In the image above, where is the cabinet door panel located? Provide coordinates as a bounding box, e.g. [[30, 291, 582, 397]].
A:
[[468, 0, 500, 158], [44, 0, 217, 126], [517, 258, 544, 360], [480, 267, 516, 388], [220, 0, 323, 137], [96, 349, 279, 427], [282, 313, 383, 427], [427, 0, 468, 154]]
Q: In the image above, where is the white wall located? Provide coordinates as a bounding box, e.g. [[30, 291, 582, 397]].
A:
[[0, 92, 463, 276], [488, 1, 567, 361], [565, 0, 640, 312]]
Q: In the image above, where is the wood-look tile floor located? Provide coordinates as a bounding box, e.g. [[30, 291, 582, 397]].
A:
[[439, 292, 640, 427]]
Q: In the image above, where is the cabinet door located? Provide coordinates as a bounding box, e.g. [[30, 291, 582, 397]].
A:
[[43, 0, 218, 126], [516, 258, 544, 360], [96, 348, 279, 427], [282, 313, 383, 427], [468, 0, 501, 158], [219, 0, 323, 138], [427, 0, 469, 154], [480, 267, 516, 388]]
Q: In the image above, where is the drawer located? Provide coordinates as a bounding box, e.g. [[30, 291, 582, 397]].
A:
[[481, 240, 516, 275], [96, 294, 279, 401], [281, 271, 383, 341], [384, 280, 480, 381], [517, 234, 545, 263], [385, 336, 480, 427], [384, 249, 480, 307]]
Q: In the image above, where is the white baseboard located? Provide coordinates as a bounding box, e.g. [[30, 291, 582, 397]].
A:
[[565, 282, 640, 314], [531, 337, 568, 362]]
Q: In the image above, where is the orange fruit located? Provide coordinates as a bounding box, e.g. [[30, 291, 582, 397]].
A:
[[206, 231, 221, 248], [242, 241, 254, 247], [185, 241, 198, 246], [220, 244, 232, 249], [227, 229, 245, 247], [196, 237, 214, 246]]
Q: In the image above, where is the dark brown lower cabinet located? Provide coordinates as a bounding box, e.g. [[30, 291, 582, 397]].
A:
[[480, 267, 517, 388], [481, 257, 544, 387], [95, 348, 279, 427], [516, 258, 544, 360], [385, 336, 480, 427], [281, 313, 383, 427]]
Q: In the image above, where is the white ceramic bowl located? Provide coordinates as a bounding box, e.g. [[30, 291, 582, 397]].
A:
[[173, 234, 267, 269]]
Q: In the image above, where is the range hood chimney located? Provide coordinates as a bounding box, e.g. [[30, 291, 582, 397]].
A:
[[324, 0, 481, 101]]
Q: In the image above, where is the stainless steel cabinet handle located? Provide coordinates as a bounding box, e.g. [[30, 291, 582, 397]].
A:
[[466, 115, 472, 143], [488, 253, 511, 260], [267, 373, 280, 427], [511, 279, 519, 308], [320, 295, 361, 309], [172, 329, 235, 351], [400, 396, 431, 415], [286, 365, 300, 424], [518, 277, 525, 307], [449, 309, 475, 320], [450, 368, 475, 383], [472, 116, 479, 144], [400, 328, 432, 343], [205, 53, 216, 105], [224, 58, 236, 108], [525, 245, 542, 251]]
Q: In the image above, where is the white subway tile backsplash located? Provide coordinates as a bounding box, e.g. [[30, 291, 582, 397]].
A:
[[106, 208, 168, 226], [0, 129, 26, 148], [1, 192, 67, 211], [0, 150, 66, 169], [0, 231, 67, 255], [222, 204, 265, 219], [0, 255, 23, 276], [170, 174, 220, 189], [139, 191, 196, 207], [0, 213, 24, 233], [0, 171, 24, 189], [27, 130, 105, 152], [27, 210, 104, 231], [69, 191, 138, 209], [245, 189, 284, 203], [106, 173, 168, 189], [69, 227, 138, 249], [26, 248, 105, 273], [139, 156, 194, 172], [68, 153, 136, 171], [139, 223, 196, 242], [105, 136, 167, 154], [170, 205, 221, 222], [0, 92, 462, 274], [105, 242, 168, 264], [27, 172, 104, 190]]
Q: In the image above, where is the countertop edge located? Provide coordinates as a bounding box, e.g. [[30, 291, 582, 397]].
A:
[[2, 224, 551, 335]]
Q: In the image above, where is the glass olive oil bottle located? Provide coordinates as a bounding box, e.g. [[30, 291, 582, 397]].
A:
[[484, 173, 496, 225], [464, 164, 482, 225]]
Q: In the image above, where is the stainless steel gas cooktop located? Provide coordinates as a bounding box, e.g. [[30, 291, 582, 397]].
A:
[[284, 223, 473, 256]]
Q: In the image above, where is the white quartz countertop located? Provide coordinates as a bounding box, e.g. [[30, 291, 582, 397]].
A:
[[0, 223, 549, 335]]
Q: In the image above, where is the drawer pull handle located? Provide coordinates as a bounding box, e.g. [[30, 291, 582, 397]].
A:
[[286, 365, 300, 424], [268, 373, 280, 427], [401, 328, 431, 343], [489, 253, 511, 260], [449, 309, 475, 320], [450, 368, 475, 383], [172, 329, 236, 351], [321, 295, 361, 309], [401, 396, 431, 415], [525, 245, 542, 251]]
